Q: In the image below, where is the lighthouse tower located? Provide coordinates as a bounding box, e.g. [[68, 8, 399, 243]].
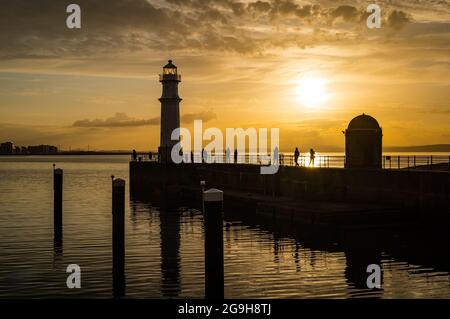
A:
[[158, 60, 182, 163]]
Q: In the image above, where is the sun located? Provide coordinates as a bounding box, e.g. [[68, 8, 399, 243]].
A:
[[296, 76, 329, 109]]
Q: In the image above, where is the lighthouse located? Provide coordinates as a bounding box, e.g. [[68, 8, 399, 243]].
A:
[[158, 60, 182, 163]]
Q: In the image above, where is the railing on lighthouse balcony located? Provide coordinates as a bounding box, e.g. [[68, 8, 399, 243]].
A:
[[159, 74, 181, 81]]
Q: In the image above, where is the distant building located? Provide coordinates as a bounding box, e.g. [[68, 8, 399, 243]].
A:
[[344, 114, 382, 169], [0, 142, 14, 154], [27, 145, 58, 154]]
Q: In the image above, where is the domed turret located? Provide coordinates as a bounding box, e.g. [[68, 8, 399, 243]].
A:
[[348, 114, 380, 130], [345, 114, 382, 169]]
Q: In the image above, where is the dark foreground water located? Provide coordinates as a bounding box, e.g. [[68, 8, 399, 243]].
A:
[[0, 155, 449, 298]]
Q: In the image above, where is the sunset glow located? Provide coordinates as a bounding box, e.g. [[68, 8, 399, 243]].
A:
[[296, 76, 329, 109], [0, 0, 448, 152]]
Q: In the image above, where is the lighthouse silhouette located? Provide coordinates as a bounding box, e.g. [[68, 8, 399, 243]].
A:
[[158, 60, 182, 163]]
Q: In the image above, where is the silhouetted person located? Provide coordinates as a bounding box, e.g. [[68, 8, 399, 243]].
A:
[[132, 149, 137, 161], [273, 146, 279, 166], [309, 148, 316, 167], [234, 149, 238, 163], [149, 151, 152, 161], [294, 147, 300, 166], [202, 148, 205, 163], [226, 147, 231, 163]]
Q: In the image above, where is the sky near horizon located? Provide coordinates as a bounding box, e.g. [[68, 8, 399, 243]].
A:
[[0, 0, 449, 151]]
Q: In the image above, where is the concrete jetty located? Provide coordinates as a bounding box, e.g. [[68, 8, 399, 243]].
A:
[[129, 161, 449, 228], [129, 61, 449, 229]]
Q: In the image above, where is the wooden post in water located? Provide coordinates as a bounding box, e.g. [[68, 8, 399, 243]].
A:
[[203, 188, 224, 299], [53, 166, 63, 244], [112, 177, 125, 298], [200, 180, 206, 211]]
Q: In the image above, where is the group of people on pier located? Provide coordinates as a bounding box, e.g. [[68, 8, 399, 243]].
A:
[[294, 148, 316, 167], [131, 147, 317, 167]]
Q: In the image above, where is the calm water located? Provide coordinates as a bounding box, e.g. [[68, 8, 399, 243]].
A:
[[0, 155, 449, 298]]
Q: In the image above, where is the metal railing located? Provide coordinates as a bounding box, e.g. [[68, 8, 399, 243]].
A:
[[382, 155, 450, 170], [132, 153, 450, 171]]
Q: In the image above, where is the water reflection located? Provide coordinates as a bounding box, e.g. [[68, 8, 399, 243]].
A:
[[159, 210, 181, 297], [53, 237, 63, 257], [294, 242, 301, 273], [344, 244, 383, 294], [1, 157, 450, 298]]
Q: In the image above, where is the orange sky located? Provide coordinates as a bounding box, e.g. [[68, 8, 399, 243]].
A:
[[0, 0, 449, 151]]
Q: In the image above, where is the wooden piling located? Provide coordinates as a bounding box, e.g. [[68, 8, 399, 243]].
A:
[[112, 178, 125, 298], [200, 180, 206, 211], [53, 167, 63, 243], [203, 188, 224, 299]]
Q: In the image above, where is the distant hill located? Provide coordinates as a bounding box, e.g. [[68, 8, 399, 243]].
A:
[[383, 144, 450, 152]]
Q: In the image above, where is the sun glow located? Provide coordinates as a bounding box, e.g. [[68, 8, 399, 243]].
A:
[[296, 76, 329, 109]]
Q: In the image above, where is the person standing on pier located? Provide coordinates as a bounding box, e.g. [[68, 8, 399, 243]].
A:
[[294, 147, 300, 166], [132, 149, 137, 161], [273, 147, 279, 166], [309, 148, 316, 167], [234, 149, 238, 163]]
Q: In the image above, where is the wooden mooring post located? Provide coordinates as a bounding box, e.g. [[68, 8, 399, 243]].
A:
[[53, 165, 63, 246], [112, 176, 125, 298], [203, 188, 224, 299]]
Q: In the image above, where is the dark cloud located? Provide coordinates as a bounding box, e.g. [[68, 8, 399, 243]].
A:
[[181, 110, 217, 124], [387, 10, 412, 30], [0, 0, 418, 60], [247, 1, 271, 14], [73, 113, 160, 127], [72, 110, 217, 127], [330, 5, 359, 23]]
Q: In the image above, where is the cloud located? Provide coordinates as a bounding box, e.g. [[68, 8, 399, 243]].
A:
[[73, 113, 160, 127], [0, 0, 417, 62], [387, 10, 413, 30], [330, 5, 359, 23], [72, 111, 217, 127], [181, 110, 217, 124]]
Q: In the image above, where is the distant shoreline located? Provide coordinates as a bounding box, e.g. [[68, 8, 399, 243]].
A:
[[1, 150, 450, 156], [0, 151, 137, 156]]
